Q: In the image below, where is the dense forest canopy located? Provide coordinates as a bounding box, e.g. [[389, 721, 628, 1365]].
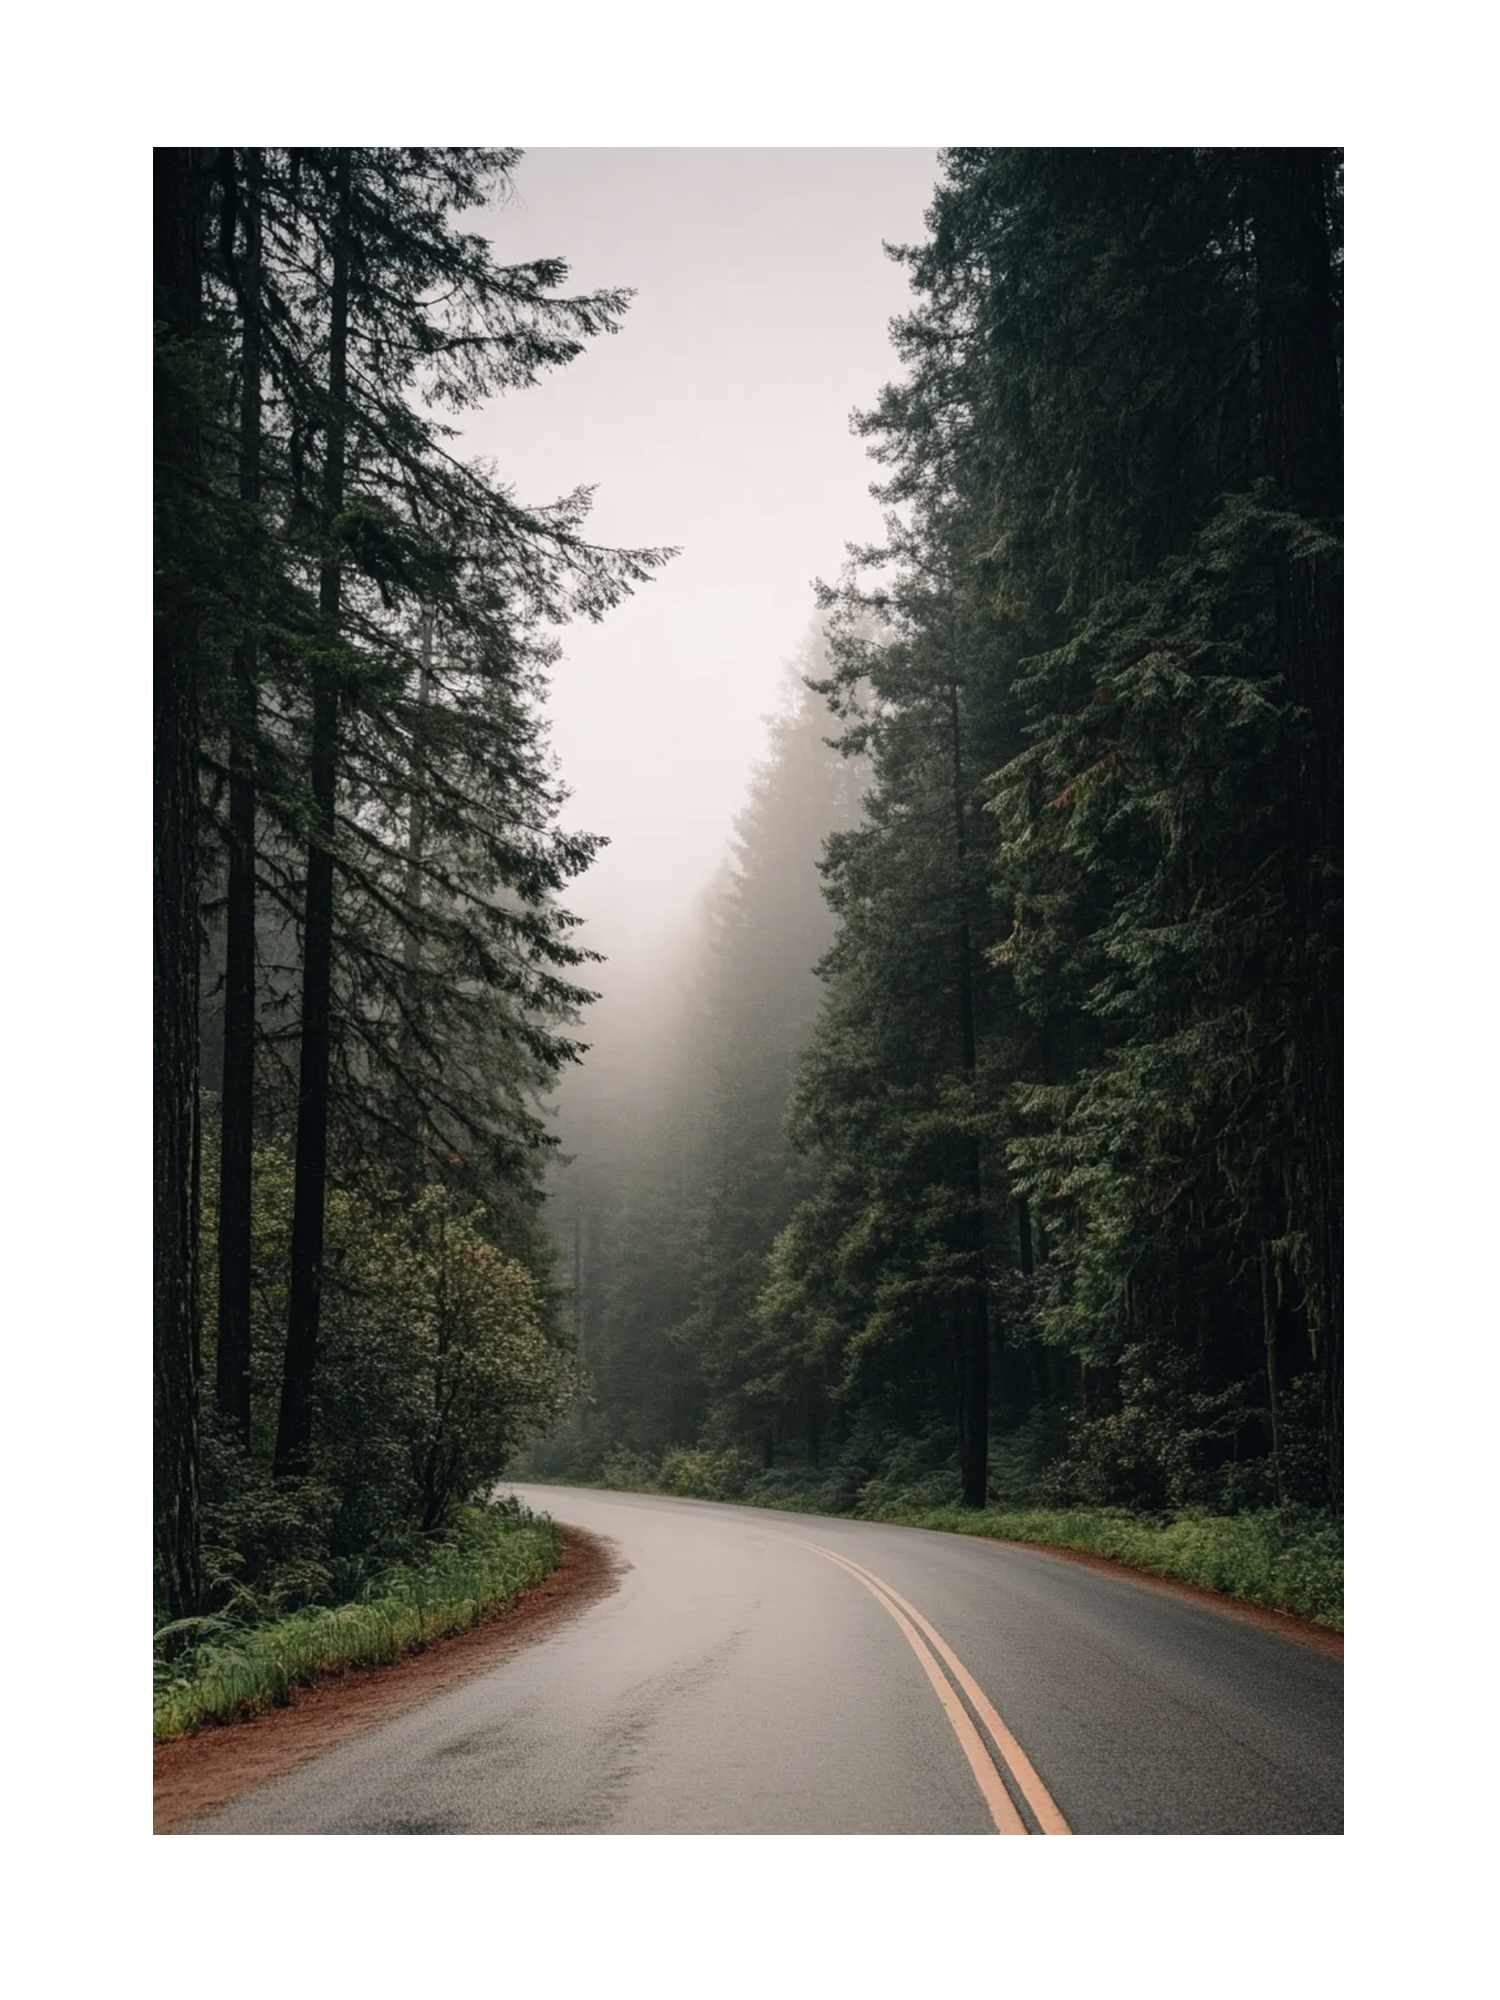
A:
[[157, 146, 1341, 1626]]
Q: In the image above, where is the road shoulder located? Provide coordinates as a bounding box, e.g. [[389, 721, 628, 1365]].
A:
[[154, 1525, 625, 1833], [981, 1535, 1344, 1657]]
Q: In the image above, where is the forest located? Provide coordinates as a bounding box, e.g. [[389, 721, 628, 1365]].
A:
[[154, 148, 674, 1661], [527, 148, 1342, 1545], [155, 147, 1342, 1680]]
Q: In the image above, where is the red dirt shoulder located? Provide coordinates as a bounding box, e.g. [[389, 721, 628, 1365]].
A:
[[154, 1525, 625, 1833]]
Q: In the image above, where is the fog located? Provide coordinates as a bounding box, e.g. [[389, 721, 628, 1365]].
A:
[[461, 149, 939, 992]]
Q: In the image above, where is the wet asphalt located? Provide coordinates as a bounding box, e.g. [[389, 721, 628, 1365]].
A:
[[187, 1485, 1342, 1836]]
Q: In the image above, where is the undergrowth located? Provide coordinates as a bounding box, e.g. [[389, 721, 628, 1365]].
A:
[[868, 1503, 1342, 1630], [154, 1500, 561, 1742]]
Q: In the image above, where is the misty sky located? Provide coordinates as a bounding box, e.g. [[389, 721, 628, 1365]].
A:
[[462, 148, 941, 980]]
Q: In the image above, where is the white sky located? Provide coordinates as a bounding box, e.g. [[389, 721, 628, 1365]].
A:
[[460, 148, 940, 976]]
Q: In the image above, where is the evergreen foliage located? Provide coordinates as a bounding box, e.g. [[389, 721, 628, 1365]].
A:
[[537, 148, 1342, 1530], [752, 147, 1344, 1515], [155, 147, 668, 1621], [523, 634, 863, 1478]]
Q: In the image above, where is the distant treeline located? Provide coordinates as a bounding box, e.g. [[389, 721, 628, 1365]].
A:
[[153, 149, 668, 1624], [529, 148, 1342, 1519]]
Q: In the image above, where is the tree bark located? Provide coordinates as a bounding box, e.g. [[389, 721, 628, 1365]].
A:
[[1252, 147, 1343, 1512], [397, 610, 434, 1185], [217, 147, 262, 1448], [154, 147, 213, 1620], [1260, 1241, 1286, 1505], [949, 676, 990, 1509], [275, 150, 351, 1477]]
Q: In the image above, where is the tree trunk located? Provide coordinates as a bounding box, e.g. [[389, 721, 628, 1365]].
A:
[[1260, 1241, 1286, 1505], [217, 147, 262, 1448], [397, 610, 434, 1185], [154, 147, 213, 1621], [275, 151, 351, 1478], [1252, 147, 1343, 1512], [573, 1202, 583, 1360], [950, 676, 990, 1509], [1016, 1195, 1035, 1277]]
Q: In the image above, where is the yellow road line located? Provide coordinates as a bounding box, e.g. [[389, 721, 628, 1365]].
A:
[[785, 1534, 1073, 1837], [817, 1543, 1074, 1836], [803, 1542, 1027, 1833]]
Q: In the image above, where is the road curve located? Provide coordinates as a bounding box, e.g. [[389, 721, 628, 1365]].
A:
[[186, 1486, 1342, 1835]]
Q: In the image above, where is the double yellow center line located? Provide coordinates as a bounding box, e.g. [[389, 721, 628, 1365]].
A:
[[786, 1535, 1072, 1836]]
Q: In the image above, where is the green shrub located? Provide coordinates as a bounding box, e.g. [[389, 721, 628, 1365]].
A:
[[197, 1132, 578, 1611], [656, 1446, 758, 1500], [600, 1448, 662, 1491], [318, 1186, 580, 1539]]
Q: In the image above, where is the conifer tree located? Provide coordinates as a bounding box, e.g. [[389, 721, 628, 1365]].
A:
[[155, 146, 218, 1617], [215, 145, 264, 1447], [536, 636, 862, 1477], [846, 146, 1344, 1509], [731, 147, 1343, 1514], [674, 647, 865, 1459], [171, 149, 670, 1523]]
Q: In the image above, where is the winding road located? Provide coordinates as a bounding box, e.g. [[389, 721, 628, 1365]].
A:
[[187, 1486, 1342, 1835]]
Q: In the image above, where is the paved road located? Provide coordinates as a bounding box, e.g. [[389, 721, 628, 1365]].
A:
[[188, 1486, 1342, 1835]]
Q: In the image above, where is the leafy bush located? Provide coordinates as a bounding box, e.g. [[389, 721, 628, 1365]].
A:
[[318, 1185, 579, 1539], [200, 1434, 340, 1613], [1036, 1358, 1331, 1515], [655, 1446, 758, 1500], [853, 1434, 962, 1516], [197, 1135, 578, 1611], [599, 1448, 663, 1491]]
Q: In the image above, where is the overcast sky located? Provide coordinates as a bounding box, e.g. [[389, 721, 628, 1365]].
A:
[[461, 148, 941, 980]]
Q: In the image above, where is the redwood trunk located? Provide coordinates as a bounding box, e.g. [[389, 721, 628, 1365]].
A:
[[1253, 148, 1343, 1511], [275, 151, 351, 1477], [217, 146, 262, 1447], [950, 677, 990, 1509], [154, 147, 212, 1618], [397, 611, 434, 1186]]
